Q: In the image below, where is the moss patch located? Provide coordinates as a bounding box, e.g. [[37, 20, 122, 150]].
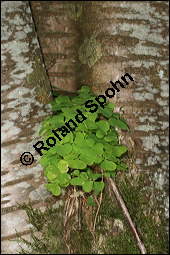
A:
[[68, 223, 94, 254], [26, 55, 52, 104], [15, 202, 66, 254], [15, 175, 168, 254], [67, 2, 82, 21], [110, 174, 169, 254], [78, 36, 102, 68]]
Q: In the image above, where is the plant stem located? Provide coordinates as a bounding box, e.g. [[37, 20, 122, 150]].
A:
[[78, 195, 82, 230], [106, 176, 147, 254], [93, 190, 103, 232], [93, 170, 104, 232]]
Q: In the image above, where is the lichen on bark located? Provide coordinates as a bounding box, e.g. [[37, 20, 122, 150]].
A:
[[67, 2, 82, 21], [26, 55, 52, 104], [78, 36, 102, 68]]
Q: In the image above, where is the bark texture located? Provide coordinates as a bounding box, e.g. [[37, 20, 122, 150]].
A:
[[1, 1, 55, 253], [30, 1, 80, 92]]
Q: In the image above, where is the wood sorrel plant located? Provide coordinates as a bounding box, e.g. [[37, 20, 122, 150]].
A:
[[39, 86, 128, 205]]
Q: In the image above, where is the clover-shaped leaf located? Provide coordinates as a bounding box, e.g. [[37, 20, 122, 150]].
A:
[[83, 180, 93, 192], [39, 84, 129, 203], [109, 118, 128, 130], [46, 183, 61, 196], [112, 146, 127, 157], [58, 160, 68, 173], [100, 160, 117, 171], [70, 177, 85, 186], [94, 181, 104, 196], [87, 195, 97, 206], [67, 159, 86, 169]]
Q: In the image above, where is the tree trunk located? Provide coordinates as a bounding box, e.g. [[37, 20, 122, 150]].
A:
[[76, 0, 169, 225], [1, 1, 54, 253]]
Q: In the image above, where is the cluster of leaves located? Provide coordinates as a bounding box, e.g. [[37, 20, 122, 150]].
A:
[[39, 86, 128, 204]]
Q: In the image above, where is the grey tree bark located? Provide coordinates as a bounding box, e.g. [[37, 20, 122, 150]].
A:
[[1, 1, 54, 253], [76, 0, 169, 226]]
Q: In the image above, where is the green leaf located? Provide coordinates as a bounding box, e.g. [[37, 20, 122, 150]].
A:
[[74, 132, 85, 146], [117, 162, 128, 171], [83, 138, 95, 148], [71, 97, 85, 105], [111, 113, 120, 119], [72, 144, 82, 157], [100, 107, 113, 118], [80, 172, 88, 180], [50, 144, 72, 156], [88, 112, 98, 122], [47, 171, 59, 181], [104, 172, 111, 178], [79, 154, 94, 165], [112, 146, 127, 157], [46, 164, 57, 173], [104, 171, 116, 178], [93, 156, 103, 164], [39, 156, 50, 167], [48, 145, 58, 154], [46, 183, 61, 196], [104, 133, 118, 143], [80, 148, 103, 164], [86, 168, 93, 176], [91, 173, 102, 181], [96, 130, 104, 138], [80, 147, 98, 159], [48, 156, 60, 167], [57, 172, 70, 185], [110, 171, 116, 177], [93, 143, 104, 155], [70, 177, 85, 186], [103, 151, 118, 162], [109, 118, 128, 130], [39, 126, 50, 136], [58, 144, 72, 156], [67, 159, 86, 169], [76, 123, 88, 132], [72, 170, 80, 176], [100, 160, 117, 171], [78, 85, 90, 94], [60, 181, 70, 187], [120, 118, 127, 123], [61, 107, 77, 115], [84, 120, 98, 129], [64, 154, 77, 161], [83, 180, 93, 192], [59, 132, 73, 144], [103, 142, 113, 152], [58, 160, 68, 173], [86, 195, 97, 206], [107, 102, 115, 110], [97, 120, 110, 135], [65, 113, 77, 122], [49, 115, 64, 126], [94, 181, 104, 196], [52, 91, 60, 97]]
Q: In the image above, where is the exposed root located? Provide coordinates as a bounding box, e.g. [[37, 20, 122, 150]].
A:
[[106, 176, 147, 254]]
